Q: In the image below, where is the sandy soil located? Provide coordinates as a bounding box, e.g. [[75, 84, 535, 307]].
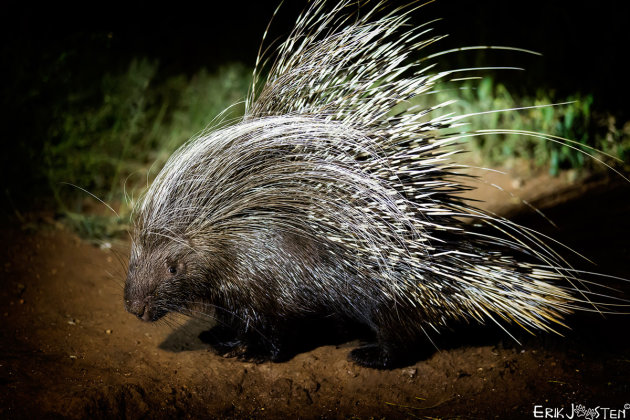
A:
[[1, 169, 629, 419]]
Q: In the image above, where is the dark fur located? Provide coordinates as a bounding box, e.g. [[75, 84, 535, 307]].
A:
[[125, 225, 434, 368]]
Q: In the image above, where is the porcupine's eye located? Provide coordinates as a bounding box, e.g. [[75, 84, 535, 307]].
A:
[[168, 266, 177, 275]]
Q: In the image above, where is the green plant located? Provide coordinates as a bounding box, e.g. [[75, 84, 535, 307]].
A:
[[44, 60, 252, 240], [411, 77, 627, 175]]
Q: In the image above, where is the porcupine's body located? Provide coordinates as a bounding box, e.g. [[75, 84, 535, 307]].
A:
[[124, 0, 591, 368]]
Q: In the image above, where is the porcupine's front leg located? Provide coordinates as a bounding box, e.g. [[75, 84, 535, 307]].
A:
[[236, 323, 289, 363], [349, 340, 405, 369], [205, 316, 288, 363], [348, 317, 413, 369], [202, 323, 243, 355]]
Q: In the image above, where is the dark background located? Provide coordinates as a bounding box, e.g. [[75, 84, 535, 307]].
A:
[[2, 0, 629, 212], [4, 0, 627, 98]]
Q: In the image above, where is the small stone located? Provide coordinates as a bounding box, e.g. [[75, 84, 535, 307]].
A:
[[105, 329, 112, 334]]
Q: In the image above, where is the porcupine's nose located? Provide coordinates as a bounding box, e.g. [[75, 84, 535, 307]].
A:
[[126, 299, 151, 321]]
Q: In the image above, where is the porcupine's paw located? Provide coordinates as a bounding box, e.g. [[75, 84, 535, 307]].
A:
[[237, 336, 289, 364], [200, 325, 245, 356], [205, 331, 286, 363], [207, 338, 267, 362], [221, 341, 286, 364], [348, 343, 399, 369], [207, 335, 267, 362]]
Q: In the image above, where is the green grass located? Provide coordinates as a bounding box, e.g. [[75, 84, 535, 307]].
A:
[[43, 60, 629, 241], [44, 60, 252, 240], [415, 77, 630, 175]]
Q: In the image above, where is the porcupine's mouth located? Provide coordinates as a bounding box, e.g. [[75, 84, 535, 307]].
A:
[[141, 307, 168, 322], [125, 298, 168, 322]]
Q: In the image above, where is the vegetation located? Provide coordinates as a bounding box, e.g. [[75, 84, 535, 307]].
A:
[[41, 60, 629, 240], [425, 77, 630, 175], [43, 60, 252, 239]]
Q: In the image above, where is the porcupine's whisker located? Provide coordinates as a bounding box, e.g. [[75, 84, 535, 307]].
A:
[[59, 182, 120, 218]]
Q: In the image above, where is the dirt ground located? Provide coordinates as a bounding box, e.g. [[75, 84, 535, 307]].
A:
[[1, 168, 629, 419]]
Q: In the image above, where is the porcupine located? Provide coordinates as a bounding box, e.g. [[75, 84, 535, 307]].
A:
[[123, 0, 618, 368]]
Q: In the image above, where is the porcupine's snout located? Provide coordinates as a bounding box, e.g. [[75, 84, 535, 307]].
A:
[[124, 289, 167, 322], [124, 261, 168, 322], [125, 296, 154, 322]]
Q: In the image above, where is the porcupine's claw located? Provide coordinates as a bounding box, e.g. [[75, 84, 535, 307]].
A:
[[200, 324, 242, 355], [348, 343, 406, 369], [210, 337, 283, 363], [203, 324, 288, 363]]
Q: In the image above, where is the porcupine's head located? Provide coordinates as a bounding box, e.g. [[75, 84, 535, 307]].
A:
[[123, 132, 235, 322], [124, 240, 180, 322], [124, 232, 210, 322]]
